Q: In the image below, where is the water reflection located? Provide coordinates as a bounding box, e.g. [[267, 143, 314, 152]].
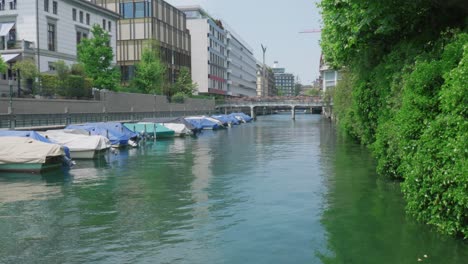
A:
[[318, 124, 468, 263]]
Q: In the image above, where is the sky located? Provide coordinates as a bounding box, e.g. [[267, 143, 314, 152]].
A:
[[166, 0, 322, 85]]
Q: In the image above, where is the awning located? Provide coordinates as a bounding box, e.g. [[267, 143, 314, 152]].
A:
[[1, 53, 20, 63], [0, 22, 15, 36]]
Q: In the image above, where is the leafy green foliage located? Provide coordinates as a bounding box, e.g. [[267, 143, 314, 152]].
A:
[[0, 56, 7, 73], [78, 25, 119, 90], [320, 0, 468, 237], [171, 92, 187, 103], [40, 74, 58, 96], [171, 67, 197, 96], [132, 41, 167, 95]]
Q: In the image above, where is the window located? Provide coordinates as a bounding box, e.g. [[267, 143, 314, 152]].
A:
[[86, 13, 90, 25], [108, 21, 111, 32], [76, 31, 81, 45], [102, 19, 106, 30], [48, 62, 55, 71], [9, 0, 16, 10], [47, 23, 56, 51], [72, 9, 76, 21], [0, 0, 5, 11], [52, 1, 57, 14], [44, 0, 49, 12], [120, 1, 151, 18], [79, 11, 83, 23]]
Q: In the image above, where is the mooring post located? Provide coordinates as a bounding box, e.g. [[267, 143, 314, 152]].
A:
[[291, 106, 296, 120]]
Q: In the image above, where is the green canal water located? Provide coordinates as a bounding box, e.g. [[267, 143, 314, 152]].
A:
[[0, 114, 466, 263]]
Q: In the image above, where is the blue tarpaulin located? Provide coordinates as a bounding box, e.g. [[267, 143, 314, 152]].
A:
[[184, 117, 222, 130], [66, 123, 138, 146]]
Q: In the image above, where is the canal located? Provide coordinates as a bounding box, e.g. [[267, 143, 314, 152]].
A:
[[0, 114, 466, 263]]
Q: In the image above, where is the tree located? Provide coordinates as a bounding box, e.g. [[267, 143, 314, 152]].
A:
[[131, 41, 167, 94], [12, 59, 38, 93], [172, 67, 197, 96], [77, 24, 119, 90], [294, 83, 302, 96], [0, 57, 7, 74]]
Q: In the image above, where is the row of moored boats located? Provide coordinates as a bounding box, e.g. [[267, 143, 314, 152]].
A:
[[0, 113, 253, 173]]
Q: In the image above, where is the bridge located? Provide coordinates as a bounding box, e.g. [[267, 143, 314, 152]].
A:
[[216, 97, 328, 120]]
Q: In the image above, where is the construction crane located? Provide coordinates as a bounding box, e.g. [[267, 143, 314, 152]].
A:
[[299, 29, 321, 34]]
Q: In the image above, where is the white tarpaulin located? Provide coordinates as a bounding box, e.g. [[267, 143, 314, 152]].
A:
[[40, 130, 111, 151], [0, 22, 15, 36], [0, 137, 63, 164], [1, 53, 19, 63], [159, 123, 192, 136]]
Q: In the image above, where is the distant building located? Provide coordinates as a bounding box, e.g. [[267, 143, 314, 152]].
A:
[[319, 54, 341, 93], [0, 0, 119, 96], [224, 23, 256, 97], [178, 6, 227, 96], [256, 62, 276, 97], [272, 61, 295, 96], [91, 0, 191, 84]]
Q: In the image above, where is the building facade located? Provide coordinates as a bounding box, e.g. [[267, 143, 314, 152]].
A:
[[224, 25, 256, 97], [256, 62, 276, 97], [272, 62, 295, 96], [178, 6, 226, 96], [319, 54, 341, 93], [0, 0, 118, 96], [91, 0, 191, 84]]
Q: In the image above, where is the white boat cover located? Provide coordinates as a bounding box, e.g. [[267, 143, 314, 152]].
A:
[[0, 137, 63, 164], [159, 123, 192, 136], [40, 130, 111, 151]]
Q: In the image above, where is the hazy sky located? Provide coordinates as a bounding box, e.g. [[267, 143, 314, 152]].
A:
[[166, 0, 322, 85]]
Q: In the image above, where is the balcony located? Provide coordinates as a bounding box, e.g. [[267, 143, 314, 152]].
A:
[[0, 40, 34, 52]]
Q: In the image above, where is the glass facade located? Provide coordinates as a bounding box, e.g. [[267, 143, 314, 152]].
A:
[[120, 1, 152, 19]]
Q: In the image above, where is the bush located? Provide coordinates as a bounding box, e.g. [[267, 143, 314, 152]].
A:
[[40, 74, 58, 96], [171, 92, 186, 103], [66, 75, 85, 98]]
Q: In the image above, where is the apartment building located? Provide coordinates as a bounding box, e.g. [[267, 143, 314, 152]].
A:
[[178, 6, 227, 96], [91, 0, 191, 84], [0, 0, 118, 96], [224, 24, 256, 97], [272, 62, 295, 96], [257, 62, 277, 97]]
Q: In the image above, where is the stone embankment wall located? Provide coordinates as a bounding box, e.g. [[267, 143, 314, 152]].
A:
[[0, 91, 214, 115]]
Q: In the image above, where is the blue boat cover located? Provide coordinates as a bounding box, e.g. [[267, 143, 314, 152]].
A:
[[211, 115, 234, 125], [214, 115, 240, 125], [229, 113, 253, 122], [184, 117, 221, 130], [0, 130, 71, 159], [66, 122, 138, 146]]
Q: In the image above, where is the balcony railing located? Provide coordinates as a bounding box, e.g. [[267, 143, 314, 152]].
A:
[[1, 40, 34, 51]]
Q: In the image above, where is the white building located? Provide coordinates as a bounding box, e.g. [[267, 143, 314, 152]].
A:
[[224, 24, 256, 97], [319, 54, 341, 93], [178, 6, 227, 96], [0, 0, 119, 96]]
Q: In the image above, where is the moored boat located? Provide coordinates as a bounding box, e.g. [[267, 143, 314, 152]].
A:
[[184, 116, 225, 130], [39, 130, 111, 159], [66, 122, 139, 148], [124, 123, 175, 139], [0, 137, 64, 173], [140, 117, 201, 135]]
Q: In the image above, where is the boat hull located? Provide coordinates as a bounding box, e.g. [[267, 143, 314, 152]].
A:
[[70, 149, 108, 159], [0, 157, 62, 174]]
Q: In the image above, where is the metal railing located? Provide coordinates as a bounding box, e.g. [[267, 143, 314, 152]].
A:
[[0, 110, 215, 130]]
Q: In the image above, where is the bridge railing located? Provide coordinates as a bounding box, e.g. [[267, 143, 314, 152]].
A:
[[215, 96, 323, 106]]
